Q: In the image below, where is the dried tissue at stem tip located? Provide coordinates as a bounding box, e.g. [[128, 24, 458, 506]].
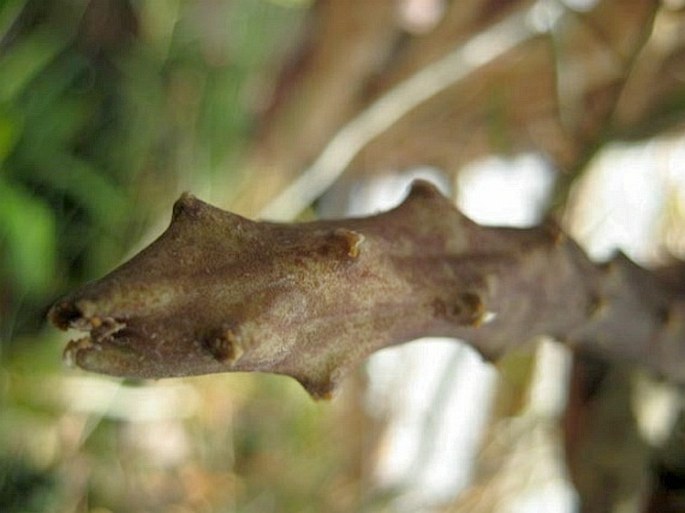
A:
[[48, 180, 685, 398]]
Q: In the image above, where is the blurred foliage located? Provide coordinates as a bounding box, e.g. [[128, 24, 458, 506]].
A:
[[0, 459, 58, 513], [0, 1, 372, 512], [0, 0, 303, 338]]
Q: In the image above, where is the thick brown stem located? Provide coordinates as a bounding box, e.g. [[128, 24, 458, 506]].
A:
[[48, 180, 685, 398]]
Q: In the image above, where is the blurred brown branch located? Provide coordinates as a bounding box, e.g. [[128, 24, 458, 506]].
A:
[[235, 0, 684, 216]]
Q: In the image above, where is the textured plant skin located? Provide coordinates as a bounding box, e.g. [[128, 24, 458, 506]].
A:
[[49, 180, 685, 398]]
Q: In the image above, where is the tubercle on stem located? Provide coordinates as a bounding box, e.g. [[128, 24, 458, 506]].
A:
[[48, 180, 685, 398]]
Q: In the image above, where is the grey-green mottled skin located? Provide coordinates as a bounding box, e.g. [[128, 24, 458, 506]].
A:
[[49, 180, 685, 398]]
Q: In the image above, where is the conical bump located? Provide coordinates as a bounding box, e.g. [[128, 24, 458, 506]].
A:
[[172, 192, 203, 219], [204, 327, 244, 365], [49, 298, 100, 332], [331, 228, 364, 258], [433, 292, 486, 327], [49, 300, 82, 330], [586, 294, 608, 319], [309, 228, 365, 259], [407, 179, 445, 200], [295, 374, 336, 401], [172, 192, 252, 231]]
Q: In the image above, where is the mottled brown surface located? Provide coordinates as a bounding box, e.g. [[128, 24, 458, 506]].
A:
[[49, 181, 685, 398]]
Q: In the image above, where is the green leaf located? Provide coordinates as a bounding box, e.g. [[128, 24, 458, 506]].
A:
[[0, 26, 69, 103], [0, 106, 20, 164], [22, 152, 129, 228], [0, 0, 27, 41], [0, 176, 56, 297]]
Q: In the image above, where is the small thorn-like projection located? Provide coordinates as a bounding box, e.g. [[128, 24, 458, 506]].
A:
[[332, 228, 364, 258], [586, 295, 607, 319], [48, 179, 685, 396], [205, 328, 244, 365], [63, 338, 94, 368], [541, 218, 566, 246], [296, 376, 336, 401], [454, 292, 486, 327]]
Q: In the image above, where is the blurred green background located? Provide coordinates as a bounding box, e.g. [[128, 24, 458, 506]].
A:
[[0, 2, 368, 512], [1, 0, 305, 337]]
